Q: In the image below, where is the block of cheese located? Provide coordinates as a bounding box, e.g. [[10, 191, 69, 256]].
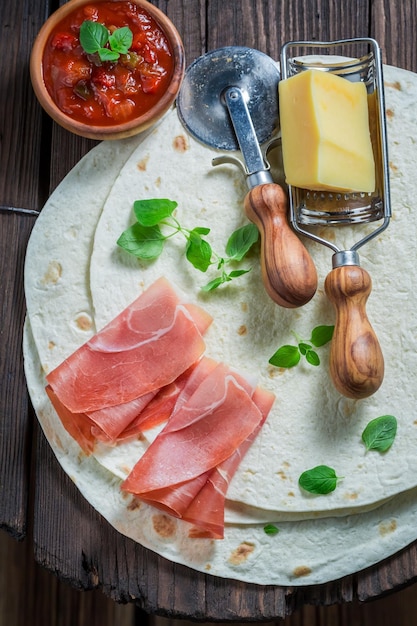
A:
[[278, 69, 375, 193]]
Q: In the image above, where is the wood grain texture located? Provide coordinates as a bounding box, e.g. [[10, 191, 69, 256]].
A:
[[324, 265, 384, 399], [371, 0, 417, 71], [244, 184, 317, 307], [2, 0, 417, 623], [0, 214, 35, 538]]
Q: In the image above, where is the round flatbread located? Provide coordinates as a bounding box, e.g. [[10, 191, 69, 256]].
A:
[[88, 64, 417, 518], [23, 63, 417, 585], [24, 134, 146, 372]]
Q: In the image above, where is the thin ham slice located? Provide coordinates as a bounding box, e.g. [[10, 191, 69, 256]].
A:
[[46, 277, 212, 413], [121, 363, 264, 494], [45, 385, 96, 455], [117, 357, 218, 440], [121, 367, 275, 538], [89, 391, 157, 442], [184, 386, 275, 538]]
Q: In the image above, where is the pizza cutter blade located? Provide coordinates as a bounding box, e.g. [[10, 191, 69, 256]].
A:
[[176, 46, 317, 309]]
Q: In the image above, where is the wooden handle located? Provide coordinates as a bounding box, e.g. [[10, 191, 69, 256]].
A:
[[244, 183, 317, 308], [324, 264, 384, 399]]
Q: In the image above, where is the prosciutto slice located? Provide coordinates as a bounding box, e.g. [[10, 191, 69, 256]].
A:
[[45, 385, 97, 455], [117, 357, 218, 440], [121, 363, 263, 493], [184, 386, 275, 538], [121, 367, 275, 537], [46, 277, 212, 413]]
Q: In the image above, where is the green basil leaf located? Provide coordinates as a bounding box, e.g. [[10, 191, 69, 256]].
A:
[[269, 345, 300, 368], [109, 26, 133, 54], [299, 465, 339, 495], [305, 350, 320, 366], [133, 199, 177, 226], [310, 325, 334, 347], [192, 226, 211, 235], [80, 21, 109, 54], [225, 223, 259, 261], [298, 342, 312, 356], [263, 524, 279, 536], [201, 276, 225, 291], [228, 268, 251, 278], [361, 415, 397, 452], [98, 47, 120, 62], [186, 232, 212, 272], [117, 223, 164, 259]]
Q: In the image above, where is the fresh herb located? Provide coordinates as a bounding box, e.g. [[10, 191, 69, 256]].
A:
[[117, 198, 259, 290], [80, 21, 133, 62], [361, 415, 397, 452], [263, 523, 279, 535], [269, 325, 334, 368], [299, 465, 340, 495]]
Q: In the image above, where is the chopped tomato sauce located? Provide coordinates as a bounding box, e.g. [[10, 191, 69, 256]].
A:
[[42, 1, 174, 126]]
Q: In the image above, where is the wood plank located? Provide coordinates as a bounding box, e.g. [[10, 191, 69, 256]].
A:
[[0, 214, 36, 538], [371, 0, 417, 71], [0, 1, 48, 210], [162, 0, 207, 61], [205, 0, 370, 57], [0, 528, 137, 626], [0, 0, 50, 540]]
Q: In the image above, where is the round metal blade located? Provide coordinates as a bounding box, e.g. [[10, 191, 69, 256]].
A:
[[176, 46, 280, 151]]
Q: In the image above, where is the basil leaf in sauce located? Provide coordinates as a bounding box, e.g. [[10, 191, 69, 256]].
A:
[[80, 21, 109, 54], [109, 27, 133, 55]]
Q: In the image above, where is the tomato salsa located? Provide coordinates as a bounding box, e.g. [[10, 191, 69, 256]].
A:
[[42, 1, 174, 126]]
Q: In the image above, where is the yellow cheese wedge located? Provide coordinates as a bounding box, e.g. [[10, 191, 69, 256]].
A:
[[278, 69, 376, 193]]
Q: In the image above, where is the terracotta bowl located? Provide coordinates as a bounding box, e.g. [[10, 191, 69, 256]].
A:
[[30, 0, 185, 140]]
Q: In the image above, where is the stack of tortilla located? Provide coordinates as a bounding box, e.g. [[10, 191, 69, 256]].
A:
[[23, 62, 417, 586]]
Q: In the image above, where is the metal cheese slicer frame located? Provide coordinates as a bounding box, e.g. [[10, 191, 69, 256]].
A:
[[280, 38, 391, 399]]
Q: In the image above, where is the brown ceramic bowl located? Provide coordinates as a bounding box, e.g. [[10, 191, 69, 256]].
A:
[[30, 0, 185, 140]]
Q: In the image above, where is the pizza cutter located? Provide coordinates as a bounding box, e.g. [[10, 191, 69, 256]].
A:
[[176, 46, 317, 308], [280, 38, 391, 399]]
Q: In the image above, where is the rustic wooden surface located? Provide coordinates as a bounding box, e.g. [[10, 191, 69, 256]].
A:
[[2, 0, 417, 623]]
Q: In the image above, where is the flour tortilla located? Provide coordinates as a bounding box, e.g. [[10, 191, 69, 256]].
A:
[[24, 130, 153, 372], [88, 64, 417, 518], [23, 63, 417, 585], [22, 316, 417, 586]]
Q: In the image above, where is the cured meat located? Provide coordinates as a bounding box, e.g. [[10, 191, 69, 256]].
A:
[[121, 367, 275, 537], [46, 277, 212, 413], [117, 357, 218, 440], [88, 391, 157, 442], [121, 363, 264, 493], [45, 385, 96, 455], [185, 386, 275, 538]]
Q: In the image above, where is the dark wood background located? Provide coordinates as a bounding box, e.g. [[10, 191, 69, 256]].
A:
[[2, 0, 417, 624]]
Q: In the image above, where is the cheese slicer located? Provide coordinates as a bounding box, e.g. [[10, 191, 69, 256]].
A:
[[280, 38, 391, 399], [176, 46, 318, 308]]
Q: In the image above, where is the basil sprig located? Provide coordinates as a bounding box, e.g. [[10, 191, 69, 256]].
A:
[[117, 198, 259, 290], [80, 21, 133, 62], [269, 325, 334, 368]]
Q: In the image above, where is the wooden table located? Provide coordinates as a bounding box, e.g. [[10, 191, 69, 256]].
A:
[[2, 0, 417, 621]]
